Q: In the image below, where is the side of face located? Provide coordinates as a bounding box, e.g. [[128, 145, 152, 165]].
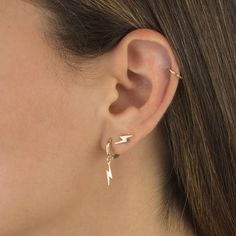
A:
[[0, 0, 181, 234], [0, 1, 103, 234]]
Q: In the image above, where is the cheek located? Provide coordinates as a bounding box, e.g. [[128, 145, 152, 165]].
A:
[[0, 2, 98, 233], [0, 59, 89, 233]]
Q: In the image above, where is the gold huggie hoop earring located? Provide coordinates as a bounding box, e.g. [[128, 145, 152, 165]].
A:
[[105, 135, 133, 186], [168, 68, 183, 79]]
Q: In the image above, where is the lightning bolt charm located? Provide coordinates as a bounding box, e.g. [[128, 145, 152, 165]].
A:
[[106, 162, 113, 186], [105, 138, 120, 186], [114, 135, 133, 145], [105, 135, 133, 186]]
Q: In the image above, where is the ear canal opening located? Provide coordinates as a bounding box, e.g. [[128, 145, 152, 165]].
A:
[[109, 69, 151, 114]]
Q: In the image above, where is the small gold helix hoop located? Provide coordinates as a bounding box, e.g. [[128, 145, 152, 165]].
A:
[[168, 68, 183, 79]]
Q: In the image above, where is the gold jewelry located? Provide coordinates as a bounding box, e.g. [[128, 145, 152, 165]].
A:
[[105, 134, 133, 186], [114, 135, 133, 144], [105, 138, 120, 186], [169, 68, 183, 79]]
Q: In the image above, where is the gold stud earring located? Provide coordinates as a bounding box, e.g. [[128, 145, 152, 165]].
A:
[[105, 135, 133, 186], [168, 68, 183, 79], [114, 134, 133, 144]]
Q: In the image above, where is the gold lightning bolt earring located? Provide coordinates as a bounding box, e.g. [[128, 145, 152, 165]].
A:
[[105, 135, 133, 186], [105, 138, 120, 186]]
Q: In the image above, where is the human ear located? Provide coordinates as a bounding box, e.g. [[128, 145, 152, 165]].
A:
[[99, 29, 182, 155]]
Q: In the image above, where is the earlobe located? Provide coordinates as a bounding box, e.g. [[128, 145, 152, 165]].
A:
[[100, 29, 182, 155]]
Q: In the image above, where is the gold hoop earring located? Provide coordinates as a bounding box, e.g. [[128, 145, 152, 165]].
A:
[[168, 68, 183, 79], [105, 135, 133, 186]]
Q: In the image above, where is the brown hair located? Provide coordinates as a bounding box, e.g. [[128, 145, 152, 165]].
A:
[[32, 1, 236, 235]]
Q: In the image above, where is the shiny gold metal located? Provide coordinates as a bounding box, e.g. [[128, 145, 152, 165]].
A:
[[105, 138, 120, 186], [114, 135, 133, 145], [105, 134, 133, 186], [168, 68, 183, 79]]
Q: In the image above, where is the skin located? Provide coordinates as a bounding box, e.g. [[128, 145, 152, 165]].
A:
[[0, 1, 194, 235]]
